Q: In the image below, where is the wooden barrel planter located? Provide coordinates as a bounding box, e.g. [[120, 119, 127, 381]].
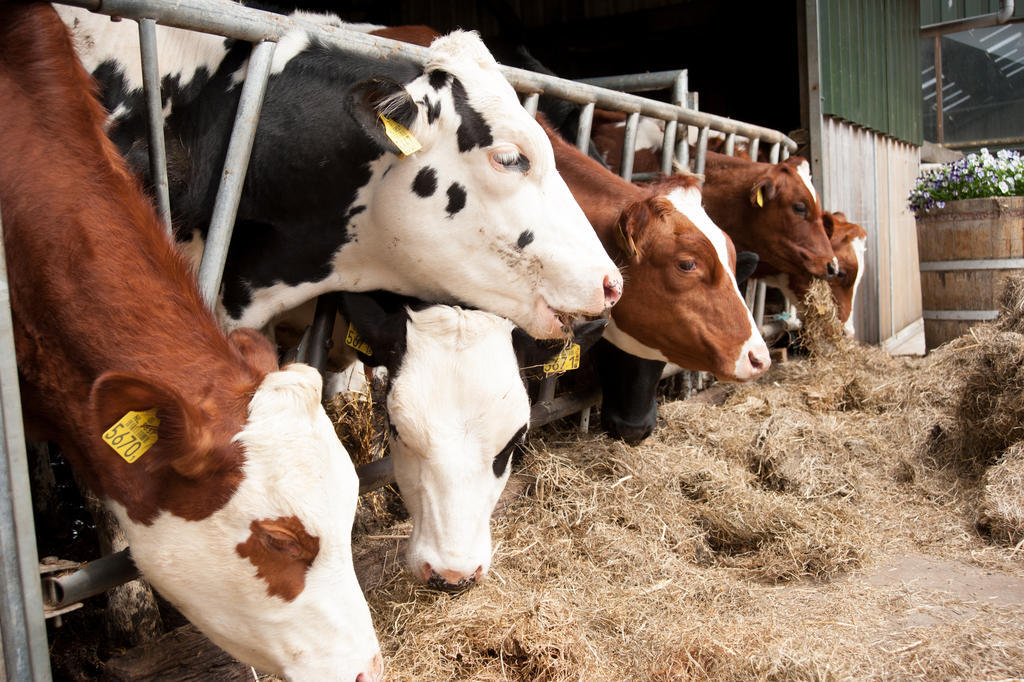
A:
[[916, 196, 1024, 350]]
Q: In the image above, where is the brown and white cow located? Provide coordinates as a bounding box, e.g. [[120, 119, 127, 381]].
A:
[[0, 5, 380, 679], [541, 119, 769, 381], [760, 211, 868, 338]]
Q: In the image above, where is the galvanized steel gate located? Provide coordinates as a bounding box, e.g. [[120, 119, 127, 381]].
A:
[[0, 2, 796, 677]]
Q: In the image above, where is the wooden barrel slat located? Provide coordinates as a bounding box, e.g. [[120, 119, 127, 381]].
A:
[[916, 197, 1024, 350]]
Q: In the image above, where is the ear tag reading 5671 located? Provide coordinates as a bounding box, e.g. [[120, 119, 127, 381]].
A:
[[380, 115, 422, 156], [345, 323, 373, 357], [543, 343, 581, 375], [103, 408, 160, 463]]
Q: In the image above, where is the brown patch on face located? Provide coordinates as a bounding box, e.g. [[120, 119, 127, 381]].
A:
[[237, 516, 320, 601]]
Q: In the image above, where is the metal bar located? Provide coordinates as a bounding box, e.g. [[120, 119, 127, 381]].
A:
[[620, 112, 641, 180], [661, 119, 678, 175], [301, 295, 339, 376], [922, 310, 999, 321], [693, 126, 709, 175], [769, 142, 781, 164], [575, 102, 595, 153], [0, 200, 52, 682], [521, 92, 539, 117], [671, 70, 689, 172], [744, 278, 757, 311], [530, 388, 601, 427], [56, 0, 796, 152], [749, 137, 760, 161], [754, 281, 767, 329], [138, 17, 172, 232], [197, 39, 276, 308], [576, 69, 688, 92], [919, 258, 1024, 271], [42, 550, 140, 609], [537, 377, 557, 404], [357, 457, 395, 494], [724, 132, 736, 156]]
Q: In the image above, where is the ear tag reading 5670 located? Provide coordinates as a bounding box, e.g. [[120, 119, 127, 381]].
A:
[[543, 343, 581, 375], [103, 409, 160, 463], [755, 187, 765, 207], [380, 115, 422, 156], [345, 323, 373, 357]]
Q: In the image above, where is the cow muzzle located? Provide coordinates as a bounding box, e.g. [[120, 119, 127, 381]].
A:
[[422, 562, 484, 592], [825, 257, 840, 279]]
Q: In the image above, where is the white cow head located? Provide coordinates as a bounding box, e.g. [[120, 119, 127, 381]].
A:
[[344, 30, 622, 339], [340, 292, 528, 589], [93, 362, 381, 681]]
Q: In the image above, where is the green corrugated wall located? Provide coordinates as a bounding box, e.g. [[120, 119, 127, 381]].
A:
[[921, 0, 1024, 24], [819, 0, 922, 145]]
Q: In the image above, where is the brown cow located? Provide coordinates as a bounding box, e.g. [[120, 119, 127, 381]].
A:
[[761, 211, 868, 338], [647, 151, 837, 281], [541, 119, 769, 380], [0, 5, 380, 679]]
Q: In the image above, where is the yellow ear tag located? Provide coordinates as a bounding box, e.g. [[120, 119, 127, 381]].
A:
[[103, 408, 160, 463], [345, 322, 373, 357], [755, 187, 765, 207], [543, 343, 581, 375], [380, 115, 422, 156]]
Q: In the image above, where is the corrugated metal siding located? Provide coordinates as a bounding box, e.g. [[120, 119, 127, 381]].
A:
[[921, 0, 1024, 24], [820, 0, 922, 145]]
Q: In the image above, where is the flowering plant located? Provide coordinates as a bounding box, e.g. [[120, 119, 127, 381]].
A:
[[908, 147, 1024, 216]]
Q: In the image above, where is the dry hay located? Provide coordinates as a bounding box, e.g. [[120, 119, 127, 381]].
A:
[[925, 272, 1024, 473], [977, 440, 1024, 548], [343, 277, 1024, 680]]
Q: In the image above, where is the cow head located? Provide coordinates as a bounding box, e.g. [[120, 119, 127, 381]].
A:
[[703, 153, 836, 281], [604, 183, 770, 382], [345, 30, 622, 340], [90, 349, 381, 681], [824, 211, 868, 338], [340, 292, 530, 590]]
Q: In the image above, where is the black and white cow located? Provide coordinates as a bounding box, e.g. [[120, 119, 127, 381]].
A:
[[56, 6, 622, 340], [336, 291, 606, 590]]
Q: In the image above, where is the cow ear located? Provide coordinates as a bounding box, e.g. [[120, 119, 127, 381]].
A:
[[337, 291, 408, 370], [822, 212, 835, 239], [90, 372, 215, 480], [735, 251, 760, 286], [228, 328, 279, 376], [615, 200, 655, 264], [750, 175, 777, 207], [348, 77, 419, 155]]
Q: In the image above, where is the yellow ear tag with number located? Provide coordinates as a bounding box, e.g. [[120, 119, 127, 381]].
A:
[[380, 115, 422, 156], [755, 187, 765, 207], [543, 343, 581, 375], [345, 322, 373, 356], [103, 408, 160, 463]]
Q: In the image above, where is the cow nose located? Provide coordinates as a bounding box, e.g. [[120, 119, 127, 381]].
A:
[[748, 349, 768, 374], [355, 653, 384, 682], [422, 562, 482, 592], [603, 274, 623, 308], [826, 257, 839, 279]]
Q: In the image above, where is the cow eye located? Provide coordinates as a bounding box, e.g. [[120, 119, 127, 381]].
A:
[[793, 202, 808, 217], [490, 147, 531, 174], [493, 424, 527, 477], [677, 259, 697, 272]]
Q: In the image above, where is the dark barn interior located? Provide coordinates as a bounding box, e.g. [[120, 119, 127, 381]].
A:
[[284, 0, 806, 139]]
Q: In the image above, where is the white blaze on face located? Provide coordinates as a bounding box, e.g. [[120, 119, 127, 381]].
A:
[[385, 306, 530, 583], [845, 235, 868, 338], [795, 159, 819, 205], [112, 365, 380, 680], [663, 187, 769, 380]]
